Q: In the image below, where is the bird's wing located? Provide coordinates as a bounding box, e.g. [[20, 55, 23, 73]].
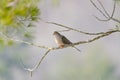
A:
[[61, 35, 72, 44]]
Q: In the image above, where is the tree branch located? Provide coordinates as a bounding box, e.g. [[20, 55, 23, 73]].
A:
[[90, 0, 120, 24], [97, 0, 110, 17], [23, 49, 51, 77], [90, 0, 109, 18], [73, 29, 120, 45], [0, 32, 49, 49], [46, 21, 111, 35]]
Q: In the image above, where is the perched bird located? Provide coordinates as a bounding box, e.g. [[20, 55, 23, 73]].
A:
[[53, 31, 81, 52]]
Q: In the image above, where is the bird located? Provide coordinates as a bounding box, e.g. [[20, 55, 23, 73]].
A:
[[53, 31, 81, 52]]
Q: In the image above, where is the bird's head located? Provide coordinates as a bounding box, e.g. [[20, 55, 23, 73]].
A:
[[53, 31, 60, 35]]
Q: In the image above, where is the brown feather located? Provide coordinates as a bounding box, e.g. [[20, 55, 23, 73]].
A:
[[61, 35, 72, 44]]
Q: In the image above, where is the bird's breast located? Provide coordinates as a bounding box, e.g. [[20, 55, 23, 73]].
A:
[[54, 35, 64, 45]]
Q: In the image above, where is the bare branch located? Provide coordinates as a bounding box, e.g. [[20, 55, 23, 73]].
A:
[[93, 15, 111, 21], [57, 29, 71, 32], [46, 21, 110, 35], [34, 49, 51, 69], [97, 0, 110, 17], [0, 32, 49, 49], [111, 18, 120, 24], [111, 0, 116, 19], [11, 39, 49, 49], [91, 0, 120, 24], [90, 0, 108, 18], [93, 0, 116, 22], [110, 1, 120, 23], [73, 29, 120, 45], [23, 49, 51, 77]]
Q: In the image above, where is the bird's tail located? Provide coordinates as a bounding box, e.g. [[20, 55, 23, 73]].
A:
[[73, 46, 81, 52]]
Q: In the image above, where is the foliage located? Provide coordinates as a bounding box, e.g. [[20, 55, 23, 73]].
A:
[[0, 0, 40, 48], [0, 0, 40, 27]]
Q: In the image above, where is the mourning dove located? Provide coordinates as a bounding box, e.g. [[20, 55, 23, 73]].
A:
[[53, 31, 81, 52]]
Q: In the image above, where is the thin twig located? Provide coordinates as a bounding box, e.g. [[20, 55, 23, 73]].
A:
[[57, 29, 71, 32], [93, 0, 116, 21], [34, 49, 51, 69], [46, 21, 110, 35], [91, 0, 120, 24], [73, 29, 120, 45], [39, 19, 107, 35], [111, 18, 120, 24], [23, 49, 51, 77], [90, 0, 108, 18], [0, 32, 49, 49], [12, 39, 49, 49], [110, 1, 120, 23], [97, 0, 110, 17], [111, 0, 116, 19], [93, 15, 111, 21]]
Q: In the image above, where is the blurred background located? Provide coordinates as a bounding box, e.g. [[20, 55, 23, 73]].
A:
[[0, 0, 120, 80]]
